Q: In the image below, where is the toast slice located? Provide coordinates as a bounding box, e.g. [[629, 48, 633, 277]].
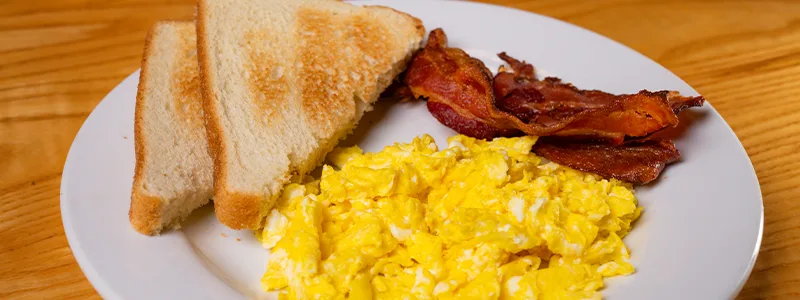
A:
[[130, 21, 213, 235], [197, 0, 425, 229]]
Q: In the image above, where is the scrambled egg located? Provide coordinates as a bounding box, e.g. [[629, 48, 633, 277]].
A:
[[257, 134, 641, 300]]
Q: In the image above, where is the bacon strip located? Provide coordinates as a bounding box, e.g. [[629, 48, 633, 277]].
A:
[[404, 29, 520, 139], [404, 28, 704, 184], [532, 138, 681, 184], [405, 29, 704, 144], [493, 54, 705, 144]]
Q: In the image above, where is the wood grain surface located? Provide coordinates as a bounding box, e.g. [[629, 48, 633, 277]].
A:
[[0, 0, 797, 299]]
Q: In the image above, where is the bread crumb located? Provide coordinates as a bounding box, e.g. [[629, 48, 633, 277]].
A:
[[220, 233, 227, 238], [236, 238, 241, 242], [123, 136, 128, 139]]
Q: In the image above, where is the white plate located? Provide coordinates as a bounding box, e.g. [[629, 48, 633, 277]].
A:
[[61, 1, 763, 299]]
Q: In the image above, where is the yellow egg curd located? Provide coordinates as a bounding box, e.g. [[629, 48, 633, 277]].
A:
[[256, 134, 641, 300]]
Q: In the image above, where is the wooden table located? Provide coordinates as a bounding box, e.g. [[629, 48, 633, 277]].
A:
[[1, 0, 797, 298]]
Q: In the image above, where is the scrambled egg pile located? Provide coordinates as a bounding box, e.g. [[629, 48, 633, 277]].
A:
[[257, 134, 641, 300]]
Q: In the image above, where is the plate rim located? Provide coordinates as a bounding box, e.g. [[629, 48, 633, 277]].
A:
[[61, 74, 133, 300], [60, 0, 764, 298]]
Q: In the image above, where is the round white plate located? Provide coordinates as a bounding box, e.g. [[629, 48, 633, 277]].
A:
[[61, 1, 763, 299]]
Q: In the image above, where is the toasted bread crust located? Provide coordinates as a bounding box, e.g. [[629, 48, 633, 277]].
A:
[[130, 23, 161, 235], [212, 191, 263, 229], [367, 5, 426, 38], [196, 1, 261, 230], [130, 192, 163, 234]]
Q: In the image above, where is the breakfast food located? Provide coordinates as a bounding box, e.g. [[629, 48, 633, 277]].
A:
[[493, 53, 704, 143], [258, 134, 640, 299], [196, 0, 426, 229], [532, 138, 681, 184], [129, 21, 212, 235], [403, 29, 704, 184], [405, 29, 704, 143], [127, 3, 701, 298]]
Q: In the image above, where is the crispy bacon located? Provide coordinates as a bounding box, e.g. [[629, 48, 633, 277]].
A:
[[493, 54, 705, 144], [405, 29, 704, 144], [668, 91, 705, 114], [404, 29, 520, 139], [532, 138, 681, 184], [403, 28, 704, 184], [427, 101, 521, 139]]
